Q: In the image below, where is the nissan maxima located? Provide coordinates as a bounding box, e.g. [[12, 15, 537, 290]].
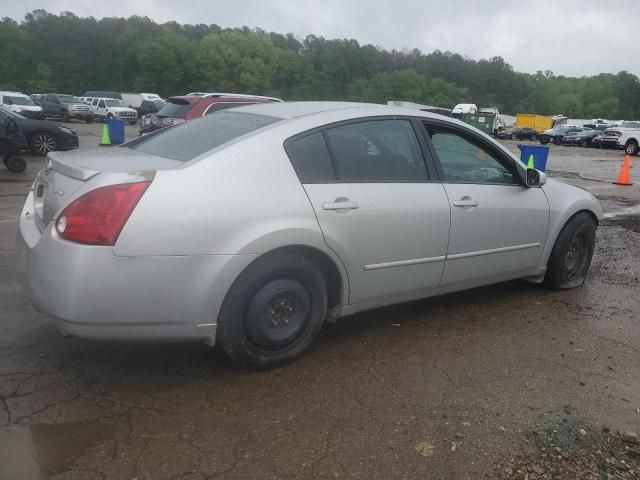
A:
[[17, 102, 603, 367]]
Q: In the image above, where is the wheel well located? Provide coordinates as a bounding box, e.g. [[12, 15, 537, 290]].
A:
[[570, 209, 599, 227], [625, 138, 638, 145], [258, 245, 344, 309]]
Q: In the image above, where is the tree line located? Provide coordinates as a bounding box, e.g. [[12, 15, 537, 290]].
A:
[[1, 10, 640, 119]]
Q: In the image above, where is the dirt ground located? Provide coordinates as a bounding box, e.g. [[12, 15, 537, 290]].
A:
[[1, 123, 639, 479]]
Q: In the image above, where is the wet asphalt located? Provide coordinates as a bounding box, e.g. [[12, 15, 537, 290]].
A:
[[0, 123, 639, 479]]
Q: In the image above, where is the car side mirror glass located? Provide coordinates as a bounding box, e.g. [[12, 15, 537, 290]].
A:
[[526, 168, 546, 187]]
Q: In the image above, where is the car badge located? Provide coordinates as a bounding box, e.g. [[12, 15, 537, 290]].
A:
[[54, 188, 65, 196]]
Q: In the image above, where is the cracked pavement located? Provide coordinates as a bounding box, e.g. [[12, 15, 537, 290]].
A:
[[1, 125, 639, 479]]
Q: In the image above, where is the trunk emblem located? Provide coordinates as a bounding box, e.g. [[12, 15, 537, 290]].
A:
[[54, 188, 65, 196]]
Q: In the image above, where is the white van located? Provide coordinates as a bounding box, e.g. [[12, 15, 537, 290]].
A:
[[0, 91, 44, 119], [121, 93, 165, 116], [89, 97, 138, 124], [451, 103, 478, 117]]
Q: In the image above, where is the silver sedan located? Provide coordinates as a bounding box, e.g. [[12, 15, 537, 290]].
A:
[[16, 102, 603, 367]]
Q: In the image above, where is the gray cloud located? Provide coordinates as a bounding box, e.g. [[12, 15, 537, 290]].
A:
[[3, 0, 639, 76]]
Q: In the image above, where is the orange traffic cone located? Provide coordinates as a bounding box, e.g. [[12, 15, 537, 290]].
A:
[[614, 154, 633, 186]]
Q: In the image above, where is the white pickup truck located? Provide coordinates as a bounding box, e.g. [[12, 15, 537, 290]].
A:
[[602, 121, 640, 155], [89, 97, 138, 125]]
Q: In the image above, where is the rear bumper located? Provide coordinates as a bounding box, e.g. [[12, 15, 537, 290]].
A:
[[16, 192, 254, 344]]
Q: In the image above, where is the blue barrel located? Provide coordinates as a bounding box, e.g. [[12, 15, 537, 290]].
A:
[[517, 144, 549, 172], [107, 118, 126, 145]]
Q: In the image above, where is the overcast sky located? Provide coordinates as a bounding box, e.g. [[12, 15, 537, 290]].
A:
[[4, 0, 639, 77]]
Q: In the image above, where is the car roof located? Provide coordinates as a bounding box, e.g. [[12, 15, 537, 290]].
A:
[[228, 101, 435, 120], [0, 91, 29, 97]]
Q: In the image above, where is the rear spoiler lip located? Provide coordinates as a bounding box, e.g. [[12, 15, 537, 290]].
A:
[[47, 152, 99, 181]]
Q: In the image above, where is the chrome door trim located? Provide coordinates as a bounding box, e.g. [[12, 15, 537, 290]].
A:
[[364, 255, 446, 271], [447, 242, 541, 260]]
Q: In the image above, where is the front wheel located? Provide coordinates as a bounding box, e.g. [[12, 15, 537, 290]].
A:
[[625, 140, 639, 156], [553, 136, 563, 145], [544, 212, 597, 290], [128, 121, 137, 125], [217, 252, 328, 368], [510, 133, 517, 140], [540, 137, 549, 145], [30, 132, 57, 155]]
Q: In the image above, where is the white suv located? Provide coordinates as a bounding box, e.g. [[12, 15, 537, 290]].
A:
[[90, 97, 138, 124], [602, 121, 640, 155]]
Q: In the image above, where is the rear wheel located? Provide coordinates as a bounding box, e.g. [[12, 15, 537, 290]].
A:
[[553, 136, 563, 145], [217, 252, 328, 368], [540, 137, 549, 145], [544, 212, 596, 290], [510, 133, 517, 140], [625, 140, 639, 156], [579, 140, 588, 148], [30, 132, 57, 155]]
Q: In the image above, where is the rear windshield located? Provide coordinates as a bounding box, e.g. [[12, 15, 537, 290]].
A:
[[4, 96, 35, 106], [129, 111, 279, 162], [157, 101, 192, 119]]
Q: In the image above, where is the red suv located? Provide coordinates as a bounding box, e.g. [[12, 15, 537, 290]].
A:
[[139, 92, 282, 135]]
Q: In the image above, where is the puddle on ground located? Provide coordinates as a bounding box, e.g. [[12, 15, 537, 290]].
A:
[[0, 421, 113, 479], [603, 204, 640, 219]]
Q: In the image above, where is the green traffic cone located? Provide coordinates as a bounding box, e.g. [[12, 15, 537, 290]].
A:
[[527, 153, 535, 169], [99, 124, 111, 146]]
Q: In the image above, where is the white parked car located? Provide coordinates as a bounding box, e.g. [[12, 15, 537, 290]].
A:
[[0, 91, 44, 119], [89, 97, 138, 124]]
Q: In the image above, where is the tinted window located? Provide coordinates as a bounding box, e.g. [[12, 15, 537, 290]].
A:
[[286, 132, 335, 183], [157, 101, 193, 119], [205, 102, 255, 114], [45, 95, 57, 103], [98, 100, 106, 108], [130, 111, 278, 162], [427, 125, 517, 184], [325, 120, 427, 182]]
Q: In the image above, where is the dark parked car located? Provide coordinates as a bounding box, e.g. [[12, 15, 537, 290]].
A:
[[562, 129, 602, 147], [41, 94, 94, 123], [539, 126, 584, 145], [497, 127, 537, 140], [139, 93, 282, 135], [0, 114, 28, 172], [0, 106, 79, 155]]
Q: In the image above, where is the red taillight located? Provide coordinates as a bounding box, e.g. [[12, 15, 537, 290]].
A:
[[55, 181, 151, 246]]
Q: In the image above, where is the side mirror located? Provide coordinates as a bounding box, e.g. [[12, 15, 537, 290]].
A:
[[526, 168, 547, 187]]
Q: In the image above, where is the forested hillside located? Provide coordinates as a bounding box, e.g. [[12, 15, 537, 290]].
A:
[[1, 10, 639, 118]]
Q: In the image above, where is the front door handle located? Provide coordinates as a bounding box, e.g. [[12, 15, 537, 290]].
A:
[[453, 198, 478, 207], [323, 200, 359, 211]]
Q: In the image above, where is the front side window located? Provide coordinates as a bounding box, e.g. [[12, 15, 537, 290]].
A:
[[98, 100, 106, 108], [105, 99, 122, 107], [325, 120, 427, 182], [426, 125, 517, 185]]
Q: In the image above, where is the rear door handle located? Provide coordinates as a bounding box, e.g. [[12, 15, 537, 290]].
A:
[[453, 199, 478, 207], [323, 201, 359, 211]]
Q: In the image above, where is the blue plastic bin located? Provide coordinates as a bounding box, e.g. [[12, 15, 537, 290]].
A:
[[107, 118, 126, 145], [517, 144, 549, 172]]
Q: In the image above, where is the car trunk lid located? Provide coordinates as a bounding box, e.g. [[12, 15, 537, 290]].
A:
[[33, 148, 182, 228]]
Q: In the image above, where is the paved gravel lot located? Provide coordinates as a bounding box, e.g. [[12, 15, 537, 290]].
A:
[[1, 123, 639, 479]]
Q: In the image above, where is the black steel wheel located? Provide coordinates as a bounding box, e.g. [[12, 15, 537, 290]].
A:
[[217, 252, 328, 368], [30, 132, 57, 155], [544, 212, 597, 290]]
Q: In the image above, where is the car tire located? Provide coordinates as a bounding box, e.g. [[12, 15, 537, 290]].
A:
[[3, 155, 27, 173], [62, 111, 70, 122], [553, 136, 563, 145], [29, 132, 57, 155], [510, 133, 517, 140], [544, 212, 597, 290], [217, 252, 328, 368], [625, 140, 639, 156], [579, 140, 588, 148], [540, 137, 549, 145]]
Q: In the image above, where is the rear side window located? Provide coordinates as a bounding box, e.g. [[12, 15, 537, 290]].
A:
[[285, 132, 335, 183], [130, 111, 279, 162], [325, 120, 428, 182], [157, 101, 193, 119]]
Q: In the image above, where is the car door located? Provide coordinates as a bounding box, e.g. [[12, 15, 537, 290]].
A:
[[422, 121, 550, 285], [288, 118, 451, 304]]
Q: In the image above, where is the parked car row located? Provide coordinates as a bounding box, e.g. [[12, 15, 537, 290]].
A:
[[535, 121, 640, 154]]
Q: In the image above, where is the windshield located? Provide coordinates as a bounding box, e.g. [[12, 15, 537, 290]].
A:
[[620, 121, 640, 128], [59, 95, 82, 104], [157, 101, 192, 119], [106, 99, 123, 107], [129, 111, 279, 162], [5, 96, 36, 106]]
